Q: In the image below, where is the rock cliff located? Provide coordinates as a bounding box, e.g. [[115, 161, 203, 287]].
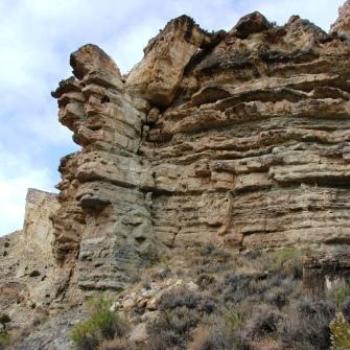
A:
[[2, 1, 350, 349], [49, 2, 350, 295], [0, 189, 59, 329]]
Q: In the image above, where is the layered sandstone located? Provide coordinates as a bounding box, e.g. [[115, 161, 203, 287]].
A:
[[332, 0, 350, 38], [45, 4, 350, 296], [0, 189, 60, 329], [1, 0, 350, 321], [1, 3, 350, 349]]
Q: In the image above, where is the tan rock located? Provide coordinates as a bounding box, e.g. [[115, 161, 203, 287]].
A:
[[70, 44, 121, 80], [3, 4, 350, 334], [331, 0, 350, 39], [23, 189, 59, 256], [126, 16, 217, 106]]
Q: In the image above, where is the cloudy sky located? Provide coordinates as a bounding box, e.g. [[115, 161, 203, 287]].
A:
[[0, 0, 345, 235]]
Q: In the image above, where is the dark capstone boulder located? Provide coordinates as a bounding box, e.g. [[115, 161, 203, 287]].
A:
[[235, 11, 272, 38]]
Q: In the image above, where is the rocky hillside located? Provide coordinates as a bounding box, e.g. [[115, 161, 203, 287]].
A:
[[2, 1, 350, 349]]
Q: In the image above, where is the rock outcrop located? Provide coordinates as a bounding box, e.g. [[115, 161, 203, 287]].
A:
[[51, 44, 158, 293], [332, 0, 350, 39], [126, 16, 223, 106], [0, 189, 59, 330], [23, 189, 58, 255], [303, 252, 350, 297], [2, 3, 350, 347], [47, 4, 350, 296]]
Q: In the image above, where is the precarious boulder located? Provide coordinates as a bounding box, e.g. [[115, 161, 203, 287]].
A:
[[70, 44, 121, 80], [126, 15, 222, 107], [234, 11, 272, 39]]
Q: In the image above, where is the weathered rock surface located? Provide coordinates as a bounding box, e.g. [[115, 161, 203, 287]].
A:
[[46, 3, 350, 296], [2, 2, 350, 347], [331, 0, 350, 39], [23, 188, 58, 255], [0, 189, 63, 337], [303, 252, 350, 297], [126, 16, 222, 107]]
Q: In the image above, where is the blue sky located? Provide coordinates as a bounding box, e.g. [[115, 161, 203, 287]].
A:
[[0, 0, 345, 235]]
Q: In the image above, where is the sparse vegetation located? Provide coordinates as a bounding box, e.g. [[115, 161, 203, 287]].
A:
[[267, 247, 304, 277], [146, 287, 215, 350], [329, 281, 350, 308], [147, 307, 200, 349], [189, 312, 241, 350], [140, 244, 343, 350], [71, 297, 129, 350], [35, 243, 350, 350], [97, 338, 134, 350], [0, 314, 10, 350], [0, 332, 10, 350], [330, 313, 350, 350], [278, 299, 335, 350]]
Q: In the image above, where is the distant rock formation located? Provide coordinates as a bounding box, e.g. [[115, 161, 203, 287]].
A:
[[2, 1, 350, 346], [0, 189, 59, 327]]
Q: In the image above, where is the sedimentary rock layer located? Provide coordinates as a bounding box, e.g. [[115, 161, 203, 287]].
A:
[[0, 189, 60, 324], [48, 2, 350, 291]]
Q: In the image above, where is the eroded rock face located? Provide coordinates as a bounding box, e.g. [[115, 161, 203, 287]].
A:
[[303, 253, 350, 297], [23, 188, 58, 255], [51, 44, 159, 293], [126, 15, 223, 107], [331, 0, 350, 39], [234, 11, 272, 39], [47, 7, 350, 296], [2, 2, 350, 306], [0, 189, 61, 330]]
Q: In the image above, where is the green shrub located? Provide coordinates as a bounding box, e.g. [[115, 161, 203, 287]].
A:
[[342, 298, 350, 322], [71, 296, 129, 350], [147, 307, 200, 350], [0, 314, 10, 350], [270, 247, 303, 276], [0, 332, 10, 350], [159, 287, 202, 310], [188, 310, 242, 350], [222, 309, 242, 331], [330, 284, 350, 308], [146, 286, 214, 350], [330, 313, 350, 350], [279, 299, 335, 350]]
